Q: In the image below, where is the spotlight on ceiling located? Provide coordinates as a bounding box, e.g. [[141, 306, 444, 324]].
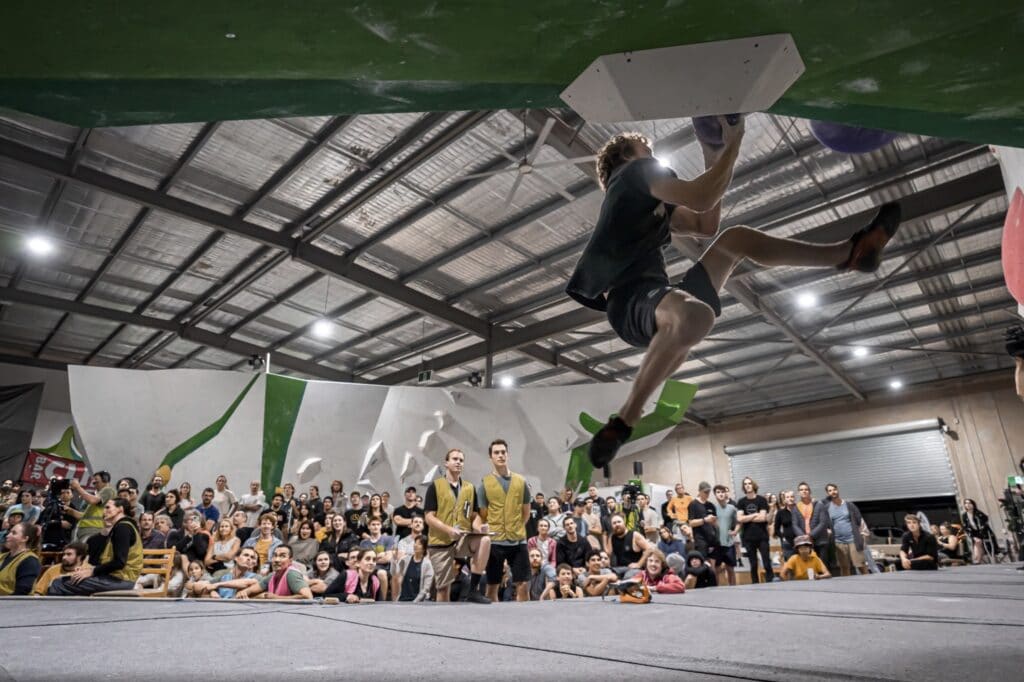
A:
[[656, 157, 671, 168], [796, 292, 818, 309], [889, 379, 904, 390], [852, 346, 869, 358], [312, 319, 333, 339], [499, 375, 515, 388], [26, 235, 55, 256]]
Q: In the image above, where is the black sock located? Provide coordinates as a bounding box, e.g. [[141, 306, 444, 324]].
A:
[[470, 573, 482, 590]]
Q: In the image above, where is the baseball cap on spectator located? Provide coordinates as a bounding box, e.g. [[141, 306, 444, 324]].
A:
[[404, 486, 417, 494], [698, 481, 711, 492], [573, 498, 586, 507], [794, 535, 814, 548]]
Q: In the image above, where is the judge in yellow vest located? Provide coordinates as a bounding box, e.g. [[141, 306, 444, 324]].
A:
[[48, 499, 143, 595], [424, 448, 492, 603], [477, 438, 533, 602], [0, 521, 41, 596]]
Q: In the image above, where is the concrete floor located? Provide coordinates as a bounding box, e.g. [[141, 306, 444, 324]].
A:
[[1, 565, 1021, 681]]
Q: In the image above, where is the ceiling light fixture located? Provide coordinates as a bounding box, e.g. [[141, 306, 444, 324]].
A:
[[656, 156, 671, 168], [312, 319, 332, 339], [796, 292, 818, 309], [499, 375, 515, 388], [889, 379, 904, 390], [852, 346, 868, 358], [26, 235, 55, 256]]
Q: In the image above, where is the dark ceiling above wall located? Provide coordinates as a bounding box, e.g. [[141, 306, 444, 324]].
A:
[[2, 2, 1023, 145]]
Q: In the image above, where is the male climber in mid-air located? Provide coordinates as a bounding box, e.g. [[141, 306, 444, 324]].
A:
[[566, 115, 902, 469]]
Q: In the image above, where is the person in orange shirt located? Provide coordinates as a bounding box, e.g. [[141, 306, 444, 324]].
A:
[[666, 483, 693, 531], [795, 481, 815, 536]]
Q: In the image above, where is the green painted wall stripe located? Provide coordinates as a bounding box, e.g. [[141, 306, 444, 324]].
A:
[[158, 374, 260, 470], [35, 426, 84, 462], [261, 374, 307, 493]]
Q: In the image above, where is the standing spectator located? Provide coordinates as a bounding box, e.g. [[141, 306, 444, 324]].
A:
[[206, 517, 240, 573], [765, 493, 779, 537], [329, 480, 345, 510], [307, 485, 324, 520], [477, 439, 532, 603], [343, 492, 364, 531], [423, 448, 491, 603], [961, 498, 997, 564], [795, 482, 815, 536], [231, 510, 254, 545], [236, 480, 266, 528], [556, 517, 592, 576], [237, 545, 313, 600], [380, 491, 395, 525], [736, 477, 773, 584], [267, 493, 290, 533], [319, 515, 359, 564], [900, 515, 939, 571], [823, 483, 867, 576], [359, 494, 389, 539], [172, 510, 211, 576], [138, 512, 166, 550], [359, 518, 396, 581], [316, 496, 335, 528], [580, 497, 603, 549], [660, 489, 675, 527], [526, 492, 546, 538], [774, 490, 798, 561], [290, 502, 314, 538], [569, 498, 591, 538], [156, 490, 185, 531], [710, 485, 739, 586], [781, 535, 831, 580], [392, 486, 423, 540], [139, 475, 166, 514], [637, 493, 662, 543], [656, 525, 687, 574], [177, 482, 194, 510], [666, 483, 693, 531], [688, 481, 720, 569], [0, 521, 41, 595], [212, 475, 237, 520], [542, 497, 568, 540], [396, 535, 434, 602], [196, 488, 221, 530], [527, 518, 557, 581], [586, 485, 608, 517], [71, 471, 115, 541], [48, 499, 143, 595]]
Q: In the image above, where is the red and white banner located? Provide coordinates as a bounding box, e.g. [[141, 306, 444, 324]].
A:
[[20, 451, 91, 489]]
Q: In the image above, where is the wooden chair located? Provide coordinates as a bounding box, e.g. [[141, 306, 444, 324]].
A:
[[95, 548, 176, 598]]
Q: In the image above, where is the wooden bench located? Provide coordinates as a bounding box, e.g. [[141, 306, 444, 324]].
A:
[[94, 548, 177, 598]]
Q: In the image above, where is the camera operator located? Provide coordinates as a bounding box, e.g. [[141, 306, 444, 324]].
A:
[[71, 471, 115, 542], [38, 479, 82, 551], [619, 484, 643, 532]]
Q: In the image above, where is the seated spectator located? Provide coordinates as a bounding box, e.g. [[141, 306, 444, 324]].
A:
[[555, 516, 591, 577], [183, 560, 214, 598], [570, 498, 591, 539], [542, 497, 568, 540], [171, 510, 210, 576], [900, 515, 939, 571], [34, 541, 89, 595], [608, 513, 653, 579], [195, 487, 221, 530], [243, 512, 284, 571], [117, 486, 144, 521], [526, 547, 550, 601], [206, 517, 240, 573], [781, 535, 831, 580], [683, 551, 718, 589], [237, 545, 313, 600], [935, 523, 960, 564], [178, 482, 195, 511], [396, 536, 434, 602], [527, 518, 557, 581], [231, 510, 254, 544], [140, 476, 166, 514], [206, 547, 259, 599], [288, 520, 319, 567], [3, 489, 42, 526], [48, 499, 143, 595], [138, 512, 166, 550], [579, 551, 618, 597], [153, 514, 174, 544], [0, 521, 42, 595], [395, 516, 426, 557], [359, 518, 396, 578], [542, 563, 584, 599], [639, 549, 686, 593], [319, 515, 359, 568], [307, 550, 340, 596], [289, 502, 315, 538], [155, 490, 185, 531], [236, 480, 266, 528], [656, 525, 687, 575], [0, 509, 24, 546], [268, 493, 291, 533], [324, 548, 383, 603]]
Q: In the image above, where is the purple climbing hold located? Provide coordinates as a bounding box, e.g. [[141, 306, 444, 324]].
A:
[[809, 120, 898, 154], [692, 114, 742, 147]]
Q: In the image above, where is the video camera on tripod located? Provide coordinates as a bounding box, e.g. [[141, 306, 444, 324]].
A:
[[39, 476, 72, 551]]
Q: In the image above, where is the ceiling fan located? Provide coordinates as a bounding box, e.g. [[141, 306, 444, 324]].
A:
[[461, 113, 596, 208]]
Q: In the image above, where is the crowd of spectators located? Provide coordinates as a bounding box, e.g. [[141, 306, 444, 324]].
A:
[[0, 445, 992, 600]]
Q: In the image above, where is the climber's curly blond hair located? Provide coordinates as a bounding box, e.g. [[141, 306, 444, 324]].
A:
[[596, 132, 649, 191]]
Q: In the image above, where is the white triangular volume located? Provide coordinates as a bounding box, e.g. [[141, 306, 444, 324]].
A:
[[357, 479, 373, 490], [434, 410, 449, 431], [421, 464, 440, 485], [444, 390, 461, 405], [358, 440, 386, 481], [418, 430, 435, 450], [296, 457, 323, 484], [400, 452, 417, 481]]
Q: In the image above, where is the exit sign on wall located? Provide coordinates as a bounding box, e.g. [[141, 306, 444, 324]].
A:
[[417, 370, 432, 383]]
